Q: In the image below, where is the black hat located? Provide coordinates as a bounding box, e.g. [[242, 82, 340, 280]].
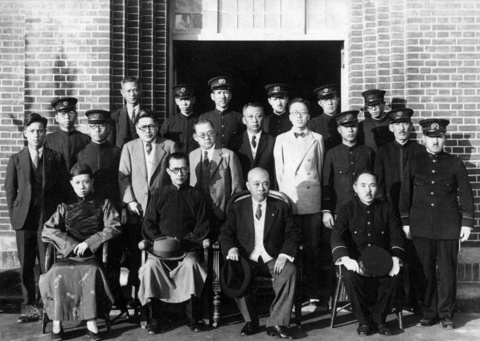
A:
[[333, 110, 359, 127], [220, 257, 251, 298], [173, 84, 195, 99], [208, 76, 232, 91], [265, 83, 290, 98], [85, 109, 110, 124], [147, 236, 187, 261], [419, 118, 450, 136], [51, 97, 78, 112], [358, 245, 393, 277], [362, 89, 386, 107], [314, 84, 338, 100], [389, 98, 407, 110], [387, 108, 414, 123]]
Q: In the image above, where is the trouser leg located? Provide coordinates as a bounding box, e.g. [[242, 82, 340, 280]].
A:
[[413, 237, 438, 319], [436, 239, 458, 319], [266, 260, 297, 327], [342, 266, 370, 325], [405, 239, 426, 307], [16, 230, 38, 305], [371, 274, 400, 323]]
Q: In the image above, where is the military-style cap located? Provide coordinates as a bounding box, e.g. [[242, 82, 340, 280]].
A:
[[387, 108, 414, 123], [419, 118, 450, 136], [362, 89, 386, 107], [389, 98, 407, 110], [265, 83, 290, 98], [85, 109, 110, 124], [172, 84, 195, 99], [314, 84, 338, 100], [333, 110, 359, 126], [51, 97, 78, 112], [208, 76, 232, 90]]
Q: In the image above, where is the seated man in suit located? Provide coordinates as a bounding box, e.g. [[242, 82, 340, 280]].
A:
[[219, 167, 301, 339], [331, 171, 405, 336], [139, 152, 210, 334]]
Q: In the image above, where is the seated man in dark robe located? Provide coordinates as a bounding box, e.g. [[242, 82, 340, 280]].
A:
[[138, 152, 210, 334]]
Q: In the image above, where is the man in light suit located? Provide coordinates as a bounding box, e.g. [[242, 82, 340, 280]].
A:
[[230, 102, 276, 188], [119, 110, 178, 292], [189, 119, 243, 237], [108, 77, 142, 149], [274, 97, 325, 306], [219, 167, 301, 338]]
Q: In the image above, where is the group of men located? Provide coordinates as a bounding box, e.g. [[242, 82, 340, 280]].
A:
[[5, 74, 474, 340]]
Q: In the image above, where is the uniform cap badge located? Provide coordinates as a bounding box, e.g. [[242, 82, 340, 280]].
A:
[[324, 88, 329, 93], [274, 86, 280, 92], [397, 111, 403, 117], [431, 123, 439, 130], [63, 101, 69, 106], [368, 95, 374, 101], [346, 114, 353, 121], [180, 87, 186, 93], [219, 78, 226, 84]]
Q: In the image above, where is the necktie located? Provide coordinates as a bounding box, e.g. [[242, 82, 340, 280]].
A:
[[294, 132, 305, 138], [203, 150, 209, 168], [146, 142, 152, 155], [131, 107, 137, 123], [32, 151, 39, 169], [255, 203, 262, 220], [251, 135, 257, 148]]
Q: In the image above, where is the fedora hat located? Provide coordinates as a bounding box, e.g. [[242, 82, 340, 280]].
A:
[[358, 245, 393, 277], [147, 236, 186, 261], [220, 257, 251, 298]]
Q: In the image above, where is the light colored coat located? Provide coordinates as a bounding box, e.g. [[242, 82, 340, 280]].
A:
[[119, 136, 178, 214], [274, 129, 324, 214], [189, 147, 243, 220]]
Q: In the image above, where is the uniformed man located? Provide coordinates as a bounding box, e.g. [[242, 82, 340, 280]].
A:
[[45, 97, 91, 171], [358, 89, 394, 152], [161, 84, 199, 154], [399, 119, 474, 330], [307, 84, 342, 151], [374, 108, 425, 315], [263, 83, 293, 137], [199, 76, 243, 149], [331, 171, 405, 336]]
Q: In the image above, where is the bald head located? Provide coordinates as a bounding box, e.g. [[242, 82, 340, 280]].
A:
[[247, 167, 270, 202]]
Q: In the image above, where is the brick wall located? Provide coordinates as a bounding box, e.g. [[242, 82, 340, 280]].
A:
[[349, 0, 480, 240]]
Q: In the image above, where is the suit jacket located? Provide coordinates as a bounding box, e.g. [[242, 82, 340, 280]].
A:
[[5, 147, 68, 230], [219, 196, 301, 259], [119, 136, 178, 213], [189, 147, 243, 221], [108, 106, 139, 149], [273, 129, 324, 214], [230, 131, 276, 187]]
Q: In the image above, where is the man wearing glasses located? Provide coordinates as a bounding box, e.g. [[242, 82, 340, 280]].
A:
[[273, 98, 325, 307], [189, 119, 243, 238], [45, 97, 91, 171], [358, 89, 394, 152]]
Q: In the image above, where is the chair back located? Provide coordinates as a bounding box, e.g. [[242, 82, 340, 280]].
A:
[[226, 189, 292, 215]]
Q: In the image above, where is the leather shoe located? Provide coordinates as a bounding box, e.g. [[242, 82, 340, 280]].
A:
[[417, 317, 438, 327], [147, 319, 163, 335], [375, 323, 392, 336], [187, 319, 206, 332], [50, 327, 64, 341], [266, 325, 294, 339], [440, 317, 455, 330], [357, 324, 370, 336], [86, 329, 101, 341], [241, 321, 259, 336]]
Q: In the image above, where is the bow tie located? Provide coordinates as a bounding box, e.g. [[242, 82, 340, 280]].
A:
[[294, 132, 305, 138]]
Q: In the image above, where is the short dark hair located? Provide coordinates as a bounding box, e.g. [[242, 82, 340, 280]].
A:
[[354, 170, 378, 184], [288, 97, 311, 112], [242, 102, 264, 115], [24, 113, 47, 129], [135, 109, 157, 125], [167, 152, 189, 168], [194, 119, 215, 133], [121, 76, 140, 88], [70, 162, 93, 179]]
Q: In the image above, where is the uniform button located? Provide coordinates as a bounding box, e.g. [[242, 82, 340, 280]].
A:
[[222, 134, 225, 137], [433, 160, 436, 162], [431, 203, 435, 206], [381, 231, 385, 234], [368, 244, 371, 247], [222, 125, 224, 128], [431, 192, 434, 195], [368, 233, 371, 236], [354, 231, 357, 234], [367, 211, 370, 214], [432, 170, 436, 173], [350, 162, 354, 164], [432, 181, 435, 184], [367, 222, 371, 225]]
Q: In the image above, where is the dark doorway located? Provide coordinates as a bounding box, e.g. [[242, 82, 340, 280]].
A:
[[173, 40, 343, 117]]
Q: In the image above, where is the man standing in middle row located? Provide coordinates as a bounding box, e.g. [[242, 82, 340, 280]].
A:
[[274, 98, 325, 306], [263, 83, 292, 137]]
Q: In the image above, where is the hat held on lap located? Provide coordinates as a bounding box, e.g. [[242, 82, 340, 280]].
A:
[[147, 236, 187, 261], [358, 245, 393, 277], [220, 256, 251, 298]]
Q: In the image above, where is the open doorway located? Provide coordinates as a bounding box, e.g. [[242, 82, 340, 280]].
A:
[[173, 40, 343, 117]]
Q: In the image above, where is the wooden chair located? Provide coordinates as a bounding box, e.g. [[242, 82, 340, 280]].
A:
[[42, 242, 112, 334], [211, 190, 303, 328], [330, 263, 404, 329]]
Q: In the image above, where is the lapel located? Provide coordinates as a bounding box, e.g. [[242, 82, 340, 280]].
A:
[[241, 132, 254, 163], [191, 148, 202, 185], [263, 198, 277, 241], [151, 136, 166, 178], [20, 148, 32, 182], [255, 132, 268, 163], [133, 139, 148, 182], [119, 106, 129, 130], [244, 197, 255, 241], [210, 148, 223, 179], [42, 148, 53, 188]]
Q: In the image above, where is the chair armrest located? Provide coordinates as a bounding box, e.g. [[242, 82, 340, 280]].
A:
[[102, 241, 109, 266]]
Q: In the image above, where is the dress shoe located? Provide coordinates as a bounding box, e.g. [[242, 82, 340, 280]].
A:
[[266, 325, 294, 339], [357, 324, 370, 336], [375, 323, 392, 336], [86, 329, 101, 341], [440, 317, 455, 330], [417, 317, 438, 327], [147, 319, 163, 335], [187, 319, 206, 332], [241, 321, 259, 336], [50, 327, 64, 341]]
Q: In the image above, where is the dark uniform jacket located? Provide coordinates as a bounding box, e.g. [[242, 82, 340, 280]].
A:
[[77, 141, 122, 207], [331, 197, 405, 263], [358, 115, 394, 152], [264, 111, 292, 137], [230, 131, 276, 187], [45, 129, 90, 171], [142, 184, 210, 252], [322, 143, 375, 213], [199, 108, 243, 149], [219, 196, 301, 260], [307, 113, 342, 151], [108, 106, 139, 149], [160, 112, 199, 154], [399, 151, 474, 239], [374, 140, 425, 208]]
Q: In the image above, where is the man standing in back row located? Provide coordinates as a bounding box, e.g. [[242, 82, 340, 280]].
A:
[[264, 83, 292, 137]]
